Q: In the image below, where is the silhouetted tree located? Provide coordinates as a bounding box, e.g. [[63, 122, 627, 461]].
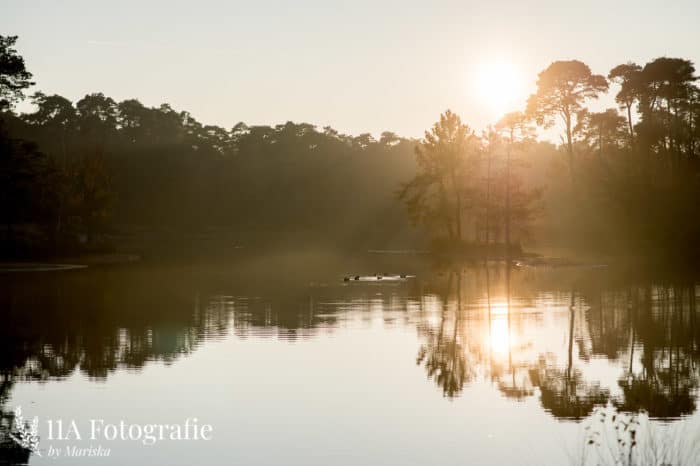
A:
[[0, 35, 34, 112], [575, 109, 627, 161], [496, 111, 533, 249], [608, 62, 642, 144], [526, 60, 608, 184], [399, 110, 477, 241]]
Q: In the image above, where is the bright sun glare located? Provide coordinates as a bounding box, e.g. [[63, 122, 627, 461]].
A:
[[486, 303, 513, 357], [474, 61, 525, 117], [489, 317, 511, 356]]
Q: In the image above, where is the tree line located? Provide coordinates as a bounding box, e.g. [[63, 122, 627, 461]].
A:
[[2, 32, 699, 260], [0, 35, 418, 256], [402, 57, 700, 260]]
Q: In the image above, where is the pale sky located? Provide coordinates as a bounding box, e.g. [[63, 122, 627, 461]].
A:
[[2, 0, 699, 137]]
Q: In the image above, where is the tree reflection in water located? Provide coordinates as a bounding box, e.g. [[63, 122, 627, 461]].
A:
[[413, 263, 700, 422], [416, 272, 474, 397], [1, 261, 700, 464]]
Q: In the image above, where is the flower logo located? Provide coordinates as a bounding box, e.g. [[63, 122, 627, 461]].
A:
[[9, 406, 41, 456]]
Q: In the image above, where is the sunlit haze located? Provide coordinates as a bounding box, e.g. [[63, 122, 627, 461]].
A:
[[2, 0, 699, 137]]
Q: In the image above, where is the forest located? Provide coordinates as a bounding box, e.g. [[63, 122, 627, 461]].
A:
[[1, 33, 699, 262]]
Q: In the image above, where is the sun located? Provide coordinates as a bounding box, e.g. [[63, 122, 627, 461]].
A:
[[473, 60, 525, 117]]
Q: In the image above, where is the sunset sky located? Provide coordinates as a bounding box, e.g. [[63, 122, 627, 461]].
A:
[[3, 0, 700, 137]]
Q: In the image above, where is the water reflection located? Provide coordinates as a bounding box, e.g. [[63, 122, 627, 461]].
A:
[[1, 259, 699, 464], [412, 265, 700, 422]]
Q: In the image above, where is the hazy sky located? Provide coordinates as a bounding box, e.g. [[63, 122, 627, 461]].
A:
[[3, 0, 700, 137]]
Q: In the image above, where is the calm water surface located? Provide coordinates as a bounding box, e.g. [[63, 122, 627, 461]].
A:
[[1, 250, 700, 465]]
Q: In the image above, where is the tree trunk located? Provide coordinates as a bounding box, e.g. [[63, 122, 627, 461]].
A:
[[626, 103, 635, 145], [505, 131, 512, 254], [565, 111, 575, 186], [451, 169, 462, 241], [485, 137, 492, 245], [438, 178, 454, 239]]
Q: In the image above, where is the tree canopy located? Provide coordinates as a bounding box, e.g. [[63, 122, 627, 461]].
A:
[[2, 33, 700, 262], [0, 35, 33, 111]]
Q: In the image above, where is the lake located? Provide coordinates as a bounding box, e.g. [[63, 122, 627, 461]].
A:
[[1, 249, 700, 465]]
